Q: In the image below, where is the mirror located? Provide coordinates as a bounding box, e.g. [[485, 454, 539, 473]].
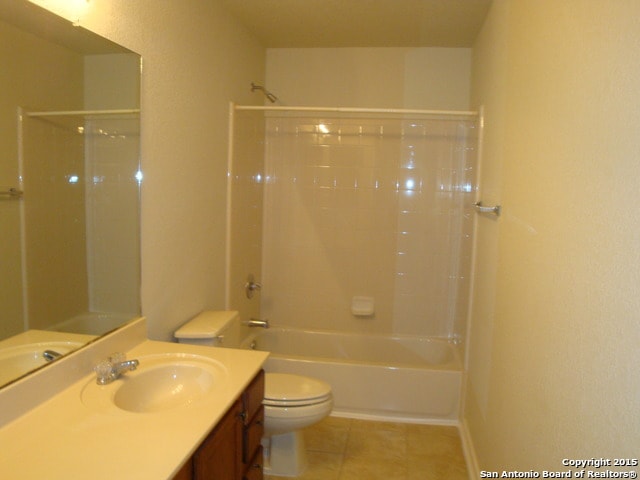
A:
[[0, 1, 141, 388]]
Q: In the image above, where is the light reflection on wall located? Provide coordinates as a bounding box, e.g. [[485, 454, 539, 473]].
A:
[[27, 0, 89, 24]]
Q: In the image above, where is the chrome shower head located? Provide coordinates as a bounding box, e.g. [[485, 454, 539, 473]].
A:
[[251, 82, 278, 103]]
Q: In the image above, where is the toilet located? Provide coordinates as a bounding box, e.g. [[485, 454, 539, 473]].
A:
[[175, 311, 333, 477], [262, 372, 333, 476]]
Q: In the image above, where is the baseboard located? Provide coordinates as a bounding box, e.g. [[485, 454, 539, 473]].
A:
[[458, 418, 480, 480]]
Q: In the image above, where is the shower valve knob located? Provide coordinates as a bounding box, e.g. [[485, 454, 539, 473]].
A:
[[245, 274, 262, 299]]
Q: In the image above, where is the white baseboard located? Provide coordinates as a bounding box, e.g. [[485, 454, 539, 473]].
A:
[[458, 418, 480, 480]]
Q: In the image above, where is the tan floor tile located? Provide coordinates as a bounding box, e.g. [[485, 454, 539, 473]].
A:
[[339, 456, 407, 480], [304, 417, 351, 454], [266, 418, 468, 480], [350, 418, 408, 434], [265, 452, 342, 480], [297, 451, 343, 480], [407, 424, 464, 458], [345, 426, 406, 462], [408, 456, 468, 480]]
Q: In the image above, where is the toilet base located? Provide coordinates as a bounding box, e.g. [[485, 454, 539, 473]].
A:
[[262, 431, 308, 477]]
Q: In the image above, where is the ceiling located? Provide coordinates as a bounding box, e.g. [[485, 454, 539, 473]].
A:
[[218, 0, 493, 48]]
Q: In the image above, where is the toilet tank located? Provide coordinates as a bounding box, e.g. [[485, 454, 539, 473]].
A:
[[174, 310, 240, 347]]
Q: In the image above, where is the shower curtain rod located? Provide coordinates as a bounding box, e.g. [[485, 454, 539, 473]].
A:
[[233, 104, 478, 117], [25, 108, 140, 117]]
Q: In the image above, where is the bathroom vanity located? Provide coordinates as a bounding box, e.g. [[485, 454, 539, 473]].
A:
[[0, 318, 268, 479], [173, 370, 265, 480]]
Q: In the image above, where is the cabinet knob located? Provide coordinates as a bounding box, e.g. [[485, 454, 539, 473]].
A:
[[253, 463, 262, 470]]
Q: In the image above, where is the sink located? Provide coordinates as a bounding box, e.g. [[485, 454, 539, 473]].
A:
[[0, 341, 84, 385], [114, 363, 216, 413], [81, 353, 228, 413]]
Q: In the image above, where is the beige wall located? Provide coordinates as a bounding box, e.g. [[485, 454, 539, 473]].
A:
[[266, 47, 471, 109], [465, 0, 640, 472], [84, 53, 140, 110], [33, 0, 266, 340]]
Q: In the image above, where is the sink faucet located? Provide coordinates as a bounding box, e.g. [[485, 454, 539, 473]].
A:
[[43, 349, 63, 362], [244, 318, 269, 328], [94, 352, 139, 385]]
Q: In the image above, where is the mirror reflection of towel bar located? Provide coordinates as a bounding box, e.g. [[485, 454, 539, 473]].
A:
[[0, 188, 23, 198], [474, 201, 501, 217]]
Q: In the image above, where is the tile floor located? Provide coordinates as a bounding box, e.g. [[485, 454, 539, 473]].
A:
[[265, 416, 469, 480]]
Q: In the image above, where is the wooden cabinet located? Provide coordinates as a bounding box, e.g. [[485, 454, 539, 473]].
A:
[[241, 370, 265, 480], [194, 399, 243, 478], [172, 370, 265, 480]]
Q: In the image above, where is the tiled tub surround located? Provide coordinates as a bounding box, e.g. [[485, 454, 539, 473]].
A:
[[259, 113, 477, 339]]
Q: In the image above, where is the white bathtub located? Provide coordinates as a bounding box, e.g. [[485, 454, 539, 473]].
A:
[[240, 327, 462, 424]]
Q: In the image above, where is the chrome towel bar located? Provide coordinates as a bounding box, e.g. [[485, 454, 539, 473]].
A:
[[473, 201, 501, 217], [0, 188, 23, 198]]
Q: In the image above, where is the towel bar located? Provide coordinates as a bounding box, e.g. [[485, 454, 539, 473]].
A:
[[473, 201, 501, 217], [0, 188, 23, 198]]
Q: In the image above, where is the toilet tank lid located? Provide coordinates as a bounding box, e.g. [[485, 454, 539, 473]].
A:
[[174, 310, 239, 339]]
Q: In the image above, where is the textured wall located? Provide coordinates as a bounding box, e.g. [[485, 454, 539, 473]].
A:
[[465, 0, 640, 472]]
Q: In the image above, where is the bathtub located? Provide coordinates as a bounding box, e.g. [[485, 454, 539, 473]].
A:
[[240, 327, 462, 424]]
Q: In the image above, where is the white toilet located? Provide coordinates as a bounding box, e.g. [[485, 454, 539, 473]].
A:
[[262, 372, 333, 476], [175, 311, 333, 477]]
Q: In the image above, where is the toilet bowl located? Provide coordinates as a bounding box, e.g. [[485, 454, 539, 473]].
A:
[[174, 311, 333, 477], [262, 373, 333, 477]]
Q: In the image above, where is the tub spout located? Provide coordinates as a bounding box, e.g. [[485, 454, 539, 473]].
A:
[[245, 318, 269, 328]]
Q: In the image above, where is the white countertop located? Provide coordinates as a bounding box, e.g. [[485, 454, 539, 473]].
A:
[[0, 338, 268, 480]]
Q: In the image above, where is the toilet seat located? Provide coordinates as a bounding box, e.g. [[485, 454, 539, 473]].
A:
[[264, 373, 332, 407]]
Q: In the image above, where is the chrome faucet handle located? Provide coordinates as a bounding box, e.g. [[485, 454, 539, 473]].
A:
[[108, 352, 126, 364], [94, 352, 139, 384], [95, 360, 114, 385]]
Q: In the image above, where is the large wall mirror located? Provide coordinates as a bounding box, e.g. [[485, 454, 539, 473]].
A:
[[0, 2, 141, 388]]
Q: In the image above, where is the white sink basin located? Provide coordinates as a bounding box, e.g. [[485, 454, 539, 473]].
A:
[[0, 341, 84, 385], [81, 353, 228, 413]]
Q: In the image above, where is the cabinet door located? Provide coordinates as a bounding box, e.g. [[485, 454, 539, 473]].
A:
[[171, 459, 193, 480], [242, 370, 265, 423], [243, 406, 264, 464], [194, 399, 243, 479], [243, 446, 264, 480]]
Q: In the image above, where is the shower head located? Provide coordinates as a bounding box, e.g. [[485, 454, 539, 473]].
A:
[[265, 92, 278, 103], [251, 82, 278, 103]]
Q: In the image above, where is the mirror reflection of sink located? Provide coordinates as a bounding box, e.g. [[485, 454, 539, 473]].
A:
[[81, 353, 228, 414], [0, 341, 84, 385]]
